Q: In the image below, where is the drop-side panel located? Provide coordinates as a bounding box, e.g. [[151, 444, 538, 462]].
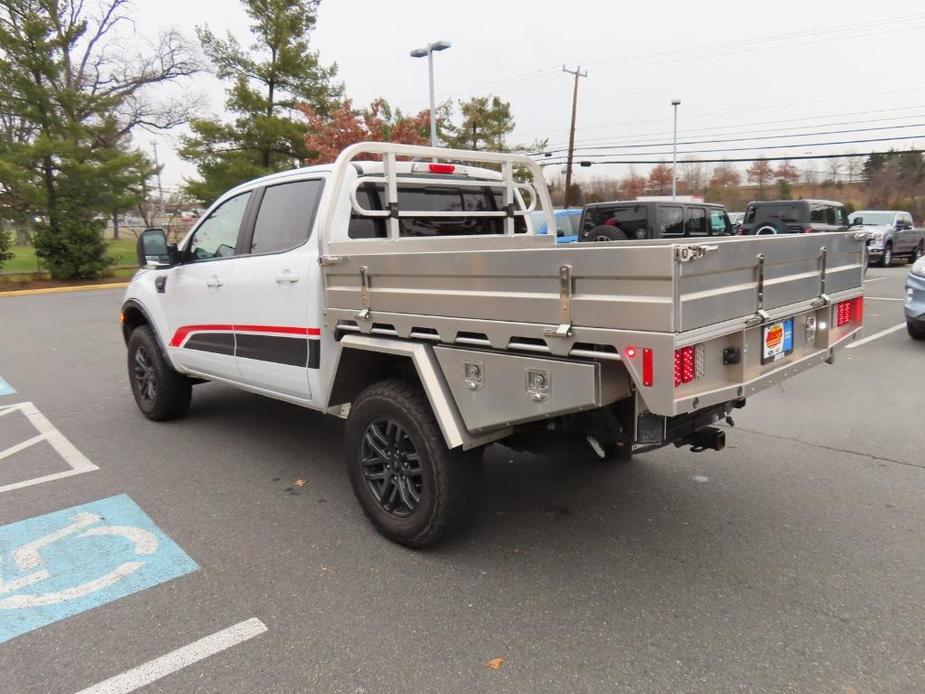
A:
[[677, 233, 864, 332]]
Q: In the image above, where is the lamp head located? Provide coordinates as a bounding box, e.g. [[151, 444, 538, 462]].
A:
[[410, 48, 429, 58], [430, 40, 452, 52]]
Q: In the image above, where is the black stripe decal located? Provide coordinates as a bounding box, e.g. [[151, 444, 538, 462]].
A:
[[183, 331, 321, 369], [184, 332, 235, 356]]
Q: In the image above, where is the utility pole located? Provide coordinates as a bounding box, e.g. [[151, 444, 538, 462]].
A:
[[562, 65, 587, 208], [671, 99, 681, 200]]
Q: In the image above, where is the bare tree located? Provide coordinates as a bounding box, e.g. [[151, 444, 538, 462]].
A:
[[845, 155, 864, 183], [825, 157, 842, 184]]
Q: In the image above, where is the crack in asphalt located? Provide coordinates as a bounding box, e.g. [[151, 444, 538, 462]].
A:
[[732, 425, 925, 471]]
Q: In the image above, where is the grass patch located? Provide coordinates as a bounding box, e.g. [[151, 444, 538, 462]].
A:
[[2, 237, 137, 273]]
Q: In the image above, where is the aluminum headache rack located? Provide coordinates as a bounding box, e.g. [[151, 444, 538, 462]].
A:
[[319, 141, 558, 254]]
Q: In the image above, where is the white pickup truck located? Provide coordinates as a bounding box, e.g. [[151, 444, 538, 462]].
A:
[[123, 143, 867, 547]]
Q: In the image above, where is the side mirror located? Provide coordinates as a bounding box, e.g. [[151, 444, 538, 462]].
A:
[[136, 228, 176, 268], [849, 218, 862, 226]]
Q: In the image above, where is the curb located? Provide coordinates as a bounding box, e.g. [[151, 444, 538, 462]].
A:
[[0, 282, 129, 298]]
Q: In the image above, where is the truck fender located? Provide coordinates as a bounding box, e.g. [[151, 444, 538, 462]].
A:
[[326, 335, 509, 450]]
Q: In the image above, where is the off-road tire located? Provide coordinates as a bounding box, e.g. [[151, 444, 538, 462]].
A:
[[755, 224, 781, 235], [127, 326, 192, 421], [345, 378, 481, 548], [582, 225, 628, 242], [908, 320, 925, 341]]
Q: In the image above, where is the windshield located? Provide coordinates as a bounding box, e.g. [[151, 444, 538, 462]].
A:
[[849, 212, 894, 226]]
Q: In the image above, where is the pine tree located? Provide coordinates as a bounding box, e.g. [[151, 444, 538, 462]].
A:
[[181, 0, 341, 204], [0, 0, 197, 278]]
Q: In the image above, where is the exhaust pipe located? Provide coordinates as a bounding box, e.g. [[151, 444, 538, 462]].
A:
[[677, 426, 725, 453]]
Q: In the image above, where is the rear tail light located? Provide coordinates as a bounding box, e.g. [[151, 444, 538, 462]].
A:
[[674, 344, 705, 387], [802, 225, 813, 233], [836, 297, 863, 327]]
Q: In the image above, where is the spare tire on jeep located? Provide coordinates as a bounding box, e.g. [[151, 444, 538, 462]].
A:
[[581, 225, 628, 242]]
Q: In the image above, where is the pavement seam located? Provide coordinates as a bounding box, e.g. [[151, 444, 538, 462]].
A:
[[733, 425, 925, 471]]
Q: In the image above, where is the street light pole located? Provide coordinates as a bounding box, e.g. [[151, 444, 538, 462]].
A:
[[671, 99, 681, 200], [411, 41, 452, 149]]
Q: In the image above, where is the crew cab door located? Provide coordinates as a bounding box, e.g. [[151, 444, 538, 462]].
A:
[[229, 178, 326, 403], [895, 213, 915, 253], [163, 190, 253, 381]]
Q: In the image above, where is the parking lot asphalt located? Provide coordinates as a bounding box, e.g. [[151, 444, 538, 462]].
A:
[[0, 265, 923, 693]]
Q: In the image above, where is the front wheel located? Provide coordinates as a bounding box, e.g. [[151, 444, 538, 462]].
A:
[[127, 326, 192, 421], [882, 244, 893, 266], [908, 320, 925, 341], [345, 379, 481, 548]]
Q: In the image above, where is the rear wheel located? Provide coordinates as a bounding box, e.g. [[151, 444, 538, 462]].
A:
[[345, 379, 481, 548], [908, 321, 925, 341], [910, 243, 923, 263], [582, 225, 628, 242], [127, 326, 192, 421], [755, 224, 780, 235]]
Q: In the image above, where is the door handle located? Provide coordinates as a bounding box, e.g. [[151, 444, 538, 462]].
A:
[[275, 272, 300, 284], [206, 276, 223, 288]]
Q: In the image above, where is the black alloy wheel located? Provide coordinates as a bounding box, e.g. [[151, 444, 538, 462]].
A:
[[132, 346, 157, 406], [360, 417, 424, 518]]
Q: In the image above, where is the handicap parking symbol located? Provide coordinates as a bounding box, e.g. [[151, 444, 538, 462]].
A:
[[0, 494, 198, 643]]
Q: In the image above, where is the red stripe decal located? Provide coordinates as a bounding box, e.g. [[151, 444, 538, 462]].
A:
[[169, 324, 234, 348], [169, 324, 321, 348]]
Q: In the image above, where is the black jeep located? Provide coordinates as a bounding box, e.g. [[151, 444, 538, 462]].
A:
[[578, 200, 733, 242]]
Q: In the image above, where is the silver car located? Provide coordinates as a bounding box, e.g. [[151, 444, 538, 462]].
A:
[[907, 256, 925, 340]]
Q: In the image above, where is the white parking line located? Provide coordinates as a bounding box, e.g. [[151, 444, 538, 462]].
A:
[[864, 277, 887, 283], [74, 618, 268, 694], [0, 402, 98, 495], [847, 322, 907, 349], [864, 296, 905, 302]]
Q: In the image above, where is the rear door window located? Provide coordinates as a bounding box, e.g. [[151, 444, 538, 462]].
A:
[[686, 207, 707, 236], [250, 180, 324, 254], [810, 205, 828, 224], [348, 182, 525, 238], [658, 206, 684, 237]]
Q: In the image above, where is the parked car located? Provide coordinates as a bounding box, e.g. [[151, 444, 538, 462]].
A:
[[848, 210, 925, 266], [906, 256, 925, 339], [529, 208, 582, 242], [728, 212, 745, 226], [739, 199, 851, 235], [578, 200, 733, 242]]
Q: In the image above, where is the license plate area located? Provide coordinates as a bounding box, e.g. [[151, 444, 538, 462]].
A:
[[761, 318, 794, 365]]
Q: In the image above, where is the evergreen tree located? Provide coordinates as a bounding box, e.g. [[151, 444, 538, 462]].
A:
[[181, 0, 341, 204], [0, 0, 197, 278]]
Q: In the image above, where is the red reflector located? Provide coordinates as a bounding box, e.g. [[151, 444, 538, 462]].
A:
[[854, 296, 864, 324], [642, 348, 653, 387], [674, 346, 695, 387], [428, 163, 455, 174], [624, 345, 637, 359]]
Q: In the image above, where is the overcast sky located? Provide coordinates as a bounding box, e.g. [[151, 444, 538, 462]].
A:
[[130, 0, 925, 190]]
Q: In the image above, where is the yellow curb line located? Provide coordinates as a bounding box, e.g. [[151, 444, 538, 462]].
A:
[[0, 281, 129, 298]]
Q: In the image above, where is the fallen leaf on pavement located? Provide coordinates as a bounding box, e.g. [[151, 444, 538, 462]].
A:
[[487, 658, 504, 670], [293, 479, 306, 487]]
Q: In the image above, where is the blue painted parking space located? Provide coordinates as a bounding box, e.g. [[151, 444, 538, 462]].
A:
[[0, 494, 198, 644], [0, 377, 15, 396]]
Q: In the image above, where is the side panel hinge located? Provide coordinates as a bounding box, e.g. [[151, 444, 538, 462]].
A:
[[356, 265, 371, 321], [544, 264, 573, 338]]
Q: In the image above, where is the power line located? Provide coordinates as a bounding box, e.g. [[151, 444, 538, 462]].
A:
[[535, 134, 925, 163], [534, 122, 925, 156], [538, 149, 923, 167]]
